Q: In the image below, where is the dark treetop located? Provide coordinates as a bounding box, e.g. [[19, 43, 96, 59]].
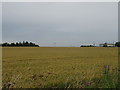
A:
[[1, 41, 39, 47]]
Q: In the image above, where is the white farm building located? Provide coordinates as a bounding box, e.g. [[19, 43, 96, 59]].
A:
[[99, 43, 115, 47]]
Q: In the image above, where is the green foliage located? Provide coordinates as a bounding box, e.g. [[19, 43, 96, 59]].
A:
[[103, 43, 107, 47], [2, 41, 39, 47], [115, 42, 120, 47]]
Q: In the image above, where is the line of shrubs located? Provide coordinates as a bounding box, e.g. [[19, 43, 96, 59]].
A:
[[81, 45, 95, 47], [80, 42, 120, 47], [1, 41, 39, 47], [115, 42, 120, 47]]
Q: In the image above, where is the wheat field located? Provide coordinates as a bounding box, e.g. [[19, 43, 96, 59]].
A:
[[2, 47, 118, 88]]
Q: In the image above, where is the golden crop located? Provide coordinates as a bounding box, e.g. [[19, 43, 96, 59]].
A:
[[2, 47, 118, 88]]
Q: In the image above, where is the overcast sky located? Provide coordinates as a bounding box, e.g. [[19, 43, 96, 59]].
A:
[[2, 2, 118, 46]]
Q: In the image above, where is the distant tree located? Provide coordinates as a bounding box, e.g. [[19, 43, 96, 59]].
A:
[[10, 43, 15, 46], [22, 41, 27, 46], [90, 45, 92, 47], [25, 41, 29, 46], [103, 43, 107, 47], [16, 42, 19, 46], [115, 42, 120, 47], [19, 42, 22, 46], [2, 42, 9, 46]]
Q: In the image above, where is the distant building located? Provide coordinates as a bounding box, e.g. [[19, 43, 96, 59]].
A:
[[99, 43, 115, 47], [107, 43, 115, 47]]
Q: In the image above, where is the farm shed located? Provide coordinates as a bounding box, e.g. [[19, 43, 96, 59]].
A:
[[99, 43, 115, 47]]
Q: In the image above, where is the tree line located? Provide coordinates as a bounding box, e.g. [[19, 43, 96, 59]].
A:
[[101, 42, 120, 47], [1, 41, 39, 47], [80, 42, 120, 47], [1, 41, 120, 47], [81, 45, 94, 47], [115, 42, 120, 47]]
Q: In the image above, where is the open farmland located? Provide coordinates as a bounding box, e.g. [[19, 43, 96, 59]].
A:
[[2, 47, 118, 88]]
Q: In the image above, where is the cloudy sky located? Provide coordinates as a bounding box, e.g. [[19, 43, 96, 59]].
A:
[[2, 2, 118, 46]]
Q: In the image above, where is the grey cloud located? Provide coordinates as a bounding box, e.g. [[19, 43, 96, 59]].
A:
[[2, 2, 118, 46]]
